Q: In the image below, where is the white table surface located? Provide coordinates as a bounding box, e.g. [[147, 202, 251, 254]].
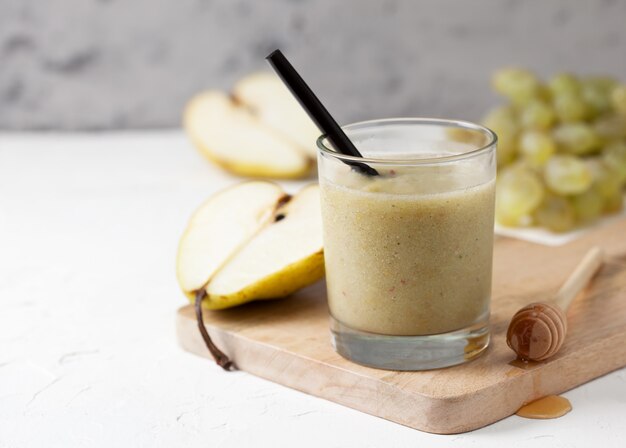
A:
[[1, 132, 625, 448]]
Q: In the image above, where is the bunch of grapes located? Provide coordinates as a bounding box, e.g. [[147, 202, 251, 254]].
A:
[[484, 68, 626, 232]]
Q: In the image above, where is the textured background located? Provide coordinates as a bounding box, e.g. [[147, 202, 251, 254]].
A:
[[1, 0, 625, 130]]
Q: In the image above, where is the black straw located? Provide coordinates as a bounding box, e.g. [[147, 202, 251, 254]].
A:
[[265, 50, 378, 176]]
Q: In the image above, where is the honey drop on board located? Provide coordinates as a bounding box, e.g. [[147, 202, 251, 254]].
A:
[[516, 395, 572, 419]]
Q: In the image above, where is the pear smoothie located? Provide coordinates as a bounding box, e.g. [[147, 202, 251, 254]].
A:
[[317, 119, 497, 370], [321, 170, 495, 336]]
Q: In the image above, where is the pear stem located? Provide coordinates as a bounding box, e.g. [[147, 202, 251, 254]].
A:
[[194, 289, 235, 371]]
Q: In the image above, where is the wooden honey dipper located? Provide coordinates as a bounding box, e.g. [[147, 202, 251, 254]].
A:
[[506, 246, 604, 362]]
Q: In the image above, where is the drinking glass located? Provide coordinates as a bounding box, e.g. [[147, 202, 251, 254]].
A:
[[317, 118, 497, 370]]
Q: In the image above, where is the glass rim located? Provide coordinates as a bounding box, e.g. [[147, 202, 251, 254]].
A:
[[316, 117, 498, 165]]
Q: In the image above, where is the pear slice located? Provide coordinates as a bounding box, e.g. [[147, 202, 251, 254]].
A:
[[233, 72, 320, 158], [203, 184, 324, 309], [176, 181, 286, 295], [176, 182, 324, 368], [183, 91, 313, 179]]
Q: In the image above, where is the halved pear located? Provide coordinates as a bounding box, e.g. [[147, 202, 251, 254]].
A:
[[176, 182, 324, 310], [183, 91, 312, 179], [203, 184, 324, 309], [176, 181, 286, 294], [233, 72, 320, 158]]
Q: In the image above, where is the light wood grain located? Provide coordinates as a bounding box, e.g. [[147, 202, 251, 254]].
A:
[[177, 217, 626, 434]]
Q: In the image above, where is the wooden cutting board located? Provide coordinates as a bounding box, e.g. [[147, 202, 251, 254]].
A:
[[176, 217, 626, 434]]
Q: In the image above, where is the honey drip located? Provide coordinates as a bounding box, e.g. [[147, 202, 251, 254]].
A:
[[508, 358, 539, 370], [516, 395, 572, 419]]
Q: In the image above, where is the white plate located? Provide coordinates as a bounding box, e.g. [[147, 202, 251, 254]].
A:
[[495, 196, 626, 246]]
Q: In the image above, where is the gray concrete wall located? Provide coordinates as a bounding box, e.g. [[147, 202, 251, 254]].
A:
[[1, 0, 625, 130]]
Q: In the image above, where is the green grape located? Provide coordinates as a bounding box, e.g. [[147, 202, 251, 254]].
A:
[[482, 107, 518, 166], [547, 73, 580, 97], [581, 83, 612, 118], [496, 138, 517, 166], [496, 166, 545, 224], [592, 114, 626, 142], [602, 141, 626, 184], [492, 68, 540, 105], [571, 187, 604, 223], [544, 155, 593, 195], [552, 92, 588, 122], [496, 207, 529, 227], [482, 106, 517, 127], [581, 77, 617, 118], [552, 123, 601, 155], [584, 76, 618, 93], [611, 85, 626, 116], [507, 158, 541, 175], [604, 189, 624, 214], [536, 85, 553, 102], [519, 131, 556, 168], [520, 100, 555, 130], [585, 158, 622, 199], [533, 195, 576, 232]]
